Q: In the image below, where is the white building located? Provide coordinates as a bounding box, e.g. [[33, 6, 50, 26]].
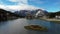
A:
[[55, 15, 60, 19]]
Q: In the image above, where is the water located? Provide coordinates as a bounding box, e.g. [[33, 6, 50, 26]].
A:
[[0, 18, 60, 34]]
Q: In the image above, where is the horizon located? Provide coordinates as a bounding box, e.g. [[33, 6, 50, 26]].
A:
[[0, 0, 60, 12]]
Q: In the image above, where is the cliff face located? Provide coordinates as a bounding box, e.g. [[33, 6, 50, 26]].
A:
[[14, 9, 48, 18], [35, 9, 48, 18]]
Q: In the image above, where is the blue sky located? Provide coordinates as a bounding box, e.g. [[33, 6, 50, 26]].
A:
[[28, 0, 60, 12], [0, 0, 19, 5], [0, 0, 60, 12]]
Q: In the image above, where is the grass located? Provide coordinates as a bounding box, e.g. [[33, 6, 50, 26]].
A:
[[50, 21, 60, 24]]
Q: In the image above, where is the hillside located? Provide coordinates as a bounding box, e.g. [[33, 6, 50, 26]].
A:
[[0, 9, 20, 21], [47, 11, 60, 18]]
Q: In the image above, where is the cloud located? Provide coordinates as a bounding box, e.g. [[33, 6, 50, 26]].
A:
[[0, 0, 44, 12], [9, 5, 36, 10], [0, 4, 40, 11]]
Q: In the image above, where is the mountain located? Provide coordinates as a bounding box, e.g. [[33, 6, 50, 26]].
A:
[[35, 9, 48, 17], [14, 10, 37, 17], [0, 9, 20, 21], [14, 10, 28, 17], [14, 9, 48, 18]]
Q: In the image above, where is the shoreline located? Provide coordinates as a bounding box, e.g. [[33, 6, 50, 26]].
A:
[[39, 18, 60, 24]]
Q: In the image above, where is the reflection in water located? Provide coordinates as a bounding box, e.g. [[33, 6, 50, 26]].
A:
[[50, 22, 60, 34], [0, 19, 60, 34], [27, 19, 51, 28], [0, 19, 28, 34]]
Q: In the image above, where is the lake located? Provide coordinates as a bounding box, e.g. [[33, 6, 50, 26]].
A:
[[0, 18, 60, 34]]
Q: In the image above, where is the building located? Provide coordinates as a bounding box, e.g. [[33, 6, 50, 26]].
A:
[[55, 15, 60, 19]]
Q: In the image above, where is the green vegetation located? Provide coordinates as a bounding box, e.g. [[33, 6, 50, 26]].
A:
[[51, 21, 60, 24], [47, 11, 60, 18]]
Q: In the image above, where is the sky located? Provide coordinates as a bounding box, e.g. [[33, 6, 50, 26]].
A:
[[0, 0, 60, 12]]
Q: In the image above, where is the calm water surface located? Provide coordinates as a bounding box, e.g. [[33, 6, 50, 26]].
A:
[[0, 18, 60, 34]]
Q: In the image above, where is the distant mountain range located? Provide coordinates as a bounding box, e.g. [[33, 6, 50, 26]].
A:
[[14, 9, 48, 17], [0, 8, 60, 18]]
